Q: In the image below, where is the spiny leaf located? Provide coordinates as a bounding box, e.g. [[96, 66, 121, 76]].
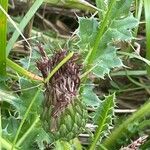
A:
[[82, 83, 101, 107], [2, 116, 20, 142], [0, 89, 25, 117], [89, 94, 115, 150], [96, 0, 132, 20], [100, 14, 139, 48], [93, 46, 123, 78], [93, 93, 115, 140], [77, 13, 138, 78], [34, 128, 51, 150], [110, 0, 133, 19], [77, 17, 99, 50]]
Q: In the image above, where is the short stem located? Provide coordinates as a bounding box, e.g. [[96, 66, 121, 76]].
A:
[[44, 52, 74, 83]]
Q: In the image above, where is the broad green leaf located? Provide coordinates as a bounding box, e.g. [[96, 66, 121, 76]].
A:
[[99, 15, 138, 49], [95, 0, 108, 19], [96, 0, 132, 20], [82, 84, 100, 107]]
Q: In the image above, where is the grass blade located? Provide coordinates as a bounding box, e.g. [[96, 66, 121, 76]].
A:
[[6, 0, 44, 56], [0, 0, 8, 77], [45, 0, 98, 12], [144, 0, 150, 75], [11, 88, 41, 150]]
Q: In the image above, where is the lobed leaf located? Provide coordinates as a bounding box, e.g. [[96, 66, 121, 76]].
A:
[[82, 83, 101, 107], [77, 11, 138, 78]]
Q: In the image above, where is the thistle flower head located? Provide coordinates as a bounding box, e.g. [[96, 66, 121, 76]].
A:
[[37, 47, 81, 118]]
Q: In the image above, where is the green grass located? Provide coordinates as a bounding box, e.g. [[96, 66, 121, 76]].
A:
[[0, 0, 8, 77], [144, 0, 150, 75]]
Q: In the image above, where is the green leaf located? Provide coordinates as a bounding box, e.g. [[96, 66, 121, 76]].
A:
[[93, 46, 123, 78], [96, 0, 132, 20], [77, 17, 99, 50], [0, 89, 25, 117], [55, 141, 72, 150], [77, 13, 138, 78], [89, 94, 115, 150], [19, 78, 43, 115], [2, 116, 20, 142], [94, 94, 115, 133], [35, 128, 51, 150], [110, 0, 132, 19], [82, 84, 100, 107], [0, 0, 8, 77], [95, 0, 108, 19]]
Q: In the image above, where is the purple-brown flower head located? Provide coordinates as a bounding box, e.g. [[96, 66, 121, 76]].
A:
[[37, 48, 81, 117], [37, 46, 87, 141]]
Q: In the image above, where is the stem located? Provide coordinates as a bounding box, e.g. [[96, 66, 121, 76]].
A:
[[6, 58, 43, 82], [16, 116, 40, 147], [85, 0, 116, 67], [134, 0, 143, 37], [0, 137, 17, 150], [103, 100, 150, 149], [0, 0, 8, 77], [11, 88, 41, 150], [111, 70, 147, 76], [44, 52, 74, 83]]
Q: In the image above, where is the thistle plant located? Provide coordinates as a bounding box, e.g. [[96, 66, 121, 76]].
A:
[[37, 47, 88, 141]]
